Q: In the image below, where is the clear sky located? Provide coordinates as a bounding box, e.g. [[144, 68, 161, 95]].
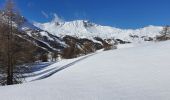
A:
[[0, 0, 170, 29]]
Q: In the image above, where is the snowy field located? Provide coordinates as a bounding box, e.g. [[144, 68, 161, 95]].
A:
[[0, 41, 170, 100]]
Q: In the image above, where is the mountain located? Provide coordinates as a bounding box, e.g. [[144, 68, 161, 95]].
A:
[[0, 12, 114, 59], [0, 11, 165, 59], [34, 20, 163, 43], [0, 11, 67, 53]]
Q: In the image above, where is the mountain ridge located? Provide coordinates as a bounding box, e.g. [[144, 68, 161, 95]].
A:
[[0, 11, 166, 59], [34, 19, 163, 43]]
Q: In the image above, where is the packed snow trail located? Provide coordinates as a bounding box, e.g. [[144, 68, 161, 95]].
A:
[[0, 41, 170, 100], [25, 52, 97, 82], [32, 53, 97, 81]]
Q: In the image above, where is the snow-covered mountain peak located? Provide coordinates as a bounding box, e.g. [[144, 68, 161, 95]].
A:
[[52, 14, 64, 23], [34, 19, 163, 43]]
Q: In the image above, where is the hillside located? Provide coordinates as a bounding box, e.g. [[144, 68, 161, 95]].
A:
[[0, 41, 170, 100]]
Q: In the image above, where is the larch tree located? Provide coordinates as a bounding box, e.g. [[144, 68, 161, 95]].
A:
[[0, 0, 37, 85], [160, 25, 170, 36], [4, 0, 14, 85]]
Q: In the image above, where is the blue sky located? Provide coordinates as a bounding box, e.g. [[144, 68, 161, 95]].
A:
[[0, 0, 170, 29]]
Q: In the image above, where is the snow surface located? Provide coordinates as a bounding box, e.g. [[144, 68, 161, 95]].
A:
[[24, 53, 96, 82], [34, 20, 163, 43], [0, 41, 170, 100]]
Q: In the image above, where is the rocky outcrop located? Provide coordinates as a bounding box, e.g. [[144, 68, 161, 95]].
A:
[[62, 35, 116, 58]]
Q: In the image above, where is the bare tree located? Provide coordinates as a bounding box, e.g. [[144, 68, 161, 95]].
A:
[[156, 25, 170, 41], [0, 0, 37, 85], [3, 0, 14, 85], [160, 25, 170, 36]]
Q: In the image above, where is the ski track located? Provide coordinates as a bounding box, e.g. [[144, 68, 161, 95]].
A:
[[23, 67, 56, 78], [29, 53, 97, 81]]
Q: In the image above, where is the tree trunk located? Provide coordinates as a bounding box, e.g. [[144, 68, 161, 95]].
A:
[[7, 15, 13, 85]]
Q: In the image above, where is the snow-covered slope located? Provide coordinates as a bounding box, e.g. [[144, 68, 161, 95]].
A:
[[0, 41, 170, 100], [0, 11, 67, 52], [34, 20, 163, 43]]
